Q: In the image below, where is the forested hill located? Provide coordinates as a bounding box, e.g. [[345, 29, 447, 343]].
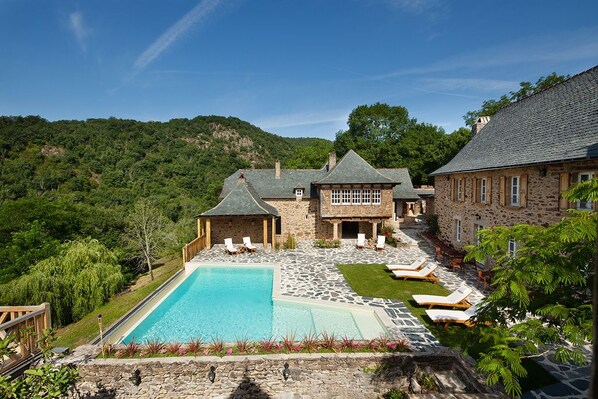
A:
[[0, 115, 326, 282]]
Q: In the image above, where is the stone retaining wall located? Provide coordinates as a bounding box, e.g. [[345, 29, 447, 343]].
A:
[[69, 351, 501, 398]]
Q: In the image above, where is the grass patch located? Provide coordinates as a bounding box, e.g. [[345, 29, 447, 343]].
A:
[[54, 255, 182, 348], [336, 263, 558, 392]]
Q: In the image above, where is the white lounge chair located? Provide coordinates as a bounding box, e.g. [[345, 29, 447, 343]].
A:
[[412, 286, 473, 309], [392, 263, 438, 283], [386, 258, 427, 271], [224, 238, 238, 255], [356, 233, 366, 249], [426, 305, 478, 327], [375, 235, 386, 251], [242, 237, 257, 252]]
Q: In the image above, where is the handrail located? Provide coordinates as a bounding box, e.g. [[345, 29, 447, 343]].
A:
[[182, 233, 206, 263]]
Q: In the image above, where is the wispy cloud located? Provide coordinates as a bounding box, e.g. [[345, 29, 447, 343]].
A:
[[414, 88, 482, 99], [421, 78, 518, 92], [134, 0, 226, 72], [68, 11, 90, 52], [383, 0, 443, 14], [369, 28, 598, 80], [253, 109, 350, 130]]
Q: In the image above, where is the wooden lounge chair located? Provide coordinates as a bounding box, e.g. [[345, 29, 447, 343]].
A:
[[426, 305, 478, 328], [392, 263, 439, 283], [412, 286, 473, 309], [242, 237, 257, 253], [375, 235, 386, 251], [224, 238, 238, 255], [356, 233, 366, 249], [386, 258, 427, 271]]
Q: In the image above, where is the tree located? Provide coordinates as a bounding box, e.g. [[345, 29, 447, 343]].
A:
[[0, 238, 125, 326], [464, 73, 569, 127], [286, 139, 334, 169], [465, 179, 596, 397], [126, 199, 174, 281]]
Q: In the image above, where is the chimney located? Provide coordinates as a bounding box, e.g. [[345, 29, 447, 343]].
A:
[[471, 116, 490, 137], [275, 160, 281, 179], [328, 152, 337, 171], [238, 172, 245, 182]]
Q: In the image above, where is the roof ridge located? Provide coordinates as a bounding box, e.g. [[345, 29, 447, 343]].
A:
[[242, 181, 272, 215]]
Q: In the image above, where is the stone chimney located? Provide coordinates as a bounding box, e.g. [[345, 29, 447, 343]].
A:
[[238, 172, 245, 182], [275, 160, 281, 179], [328, 152, 337, 171], [471, 116, 491, 137]]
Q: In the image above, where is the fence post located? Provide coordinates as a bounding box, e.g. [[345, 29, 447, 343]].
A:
[[41, 302, 52, 330]]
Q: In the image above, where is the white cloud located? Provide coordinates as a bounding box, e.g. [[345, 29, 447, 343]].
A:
[[134, 0, 225, 72], [421, 78, 518, 92], [370, 28, 598, 80], [253, 110, 350, 130], [383, 0, 442, 14], [68, 11, 90, 52]]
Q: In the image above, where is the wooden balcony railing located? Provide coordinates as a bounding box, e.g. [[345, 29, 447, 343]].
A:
[[182, 233, 206, 263], [0, 303, 51, 374]]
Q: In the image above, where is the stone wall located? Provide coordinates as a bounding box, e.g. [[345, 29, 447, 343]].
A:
[[319, 186, 394, 219], [210, 217, 274, 248], [265, 199, 324, 239], [69, 352, 497, 399], [434, 160, 598, 250]]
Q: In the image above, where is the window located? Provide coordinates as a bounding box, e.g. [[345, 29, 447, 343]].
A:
[[342, 189, 351, 205], [352, 189, 361, 205], [577, 172, 594, 210], [455, 219, 461, 242], [475, 224, 485, 265], [510, 176, 520, 206], [362, 189, 371, 205], [480, 178, 487, 203], [331, 190, 341, 205], [295, 188, 303, 198], [508, 239, 517, 257], [372, 189, 381, 205], [457, 179, 463, 201]]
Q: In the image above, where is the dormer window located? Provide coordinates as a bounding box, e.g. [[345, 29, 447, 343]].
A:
[[295, 188, 303, 198]]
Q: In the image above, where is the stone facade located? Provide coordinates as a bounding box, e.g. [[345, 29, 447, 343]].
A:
[[434, 160, 598, 250], [210, 217, 275, 247], [69, 352, 497, 399], [319, 186, 394, 219], [265, 199, 322, 239]]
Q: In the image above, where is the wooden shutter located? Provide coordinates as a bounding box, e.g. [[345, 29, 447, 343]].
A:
[[472, 177, 477, 203], [559, 172, 570, 210], [520, 174, 528, 207], [499, 176, 506, 206], [450, 178, 455, 201], [487, 177, 492, 205], [460, 178, 465, 202]]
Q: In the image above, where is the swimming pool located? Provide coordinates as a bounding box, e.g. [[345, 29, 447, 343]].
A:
[[119, 265, 387, 343]]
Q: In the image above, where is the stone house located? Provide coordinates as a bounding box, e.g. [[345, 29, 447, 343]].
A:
[[198, 149, 420, 248], [430, 65, 598, 251]]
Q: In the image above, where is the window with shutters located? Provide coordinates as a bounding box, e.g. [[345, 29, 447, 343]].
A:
[[480, 178, 487, 203], [510, 176, 520, 206], [457, 179, 463, 201], [577, 172, 595, 210], [455, 219, 462, 242]]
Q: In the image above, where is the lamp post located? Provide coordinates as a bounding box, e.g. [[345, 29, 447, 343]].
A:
[[97, 314, 104, 358]]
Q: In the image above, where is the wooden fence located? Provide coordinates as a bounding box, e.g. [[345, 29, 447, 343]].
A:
[[0, 303, 51, 374], [182, 233, 206, 263]]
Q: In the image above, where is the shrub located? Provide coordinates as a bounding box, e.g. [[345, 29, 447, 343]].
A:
[[145, 338, 164, 355], [166, 341, 182, 355], [187, 337, 203, 355], [383, 388, 408, 399], [427, 214, 439, 235], [283, 234, 297, 250], [313, 237, 341, 248]]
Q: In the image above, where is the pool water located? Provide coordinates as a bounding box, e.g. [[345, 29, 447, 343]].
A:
[[121, 266, 385, 343]]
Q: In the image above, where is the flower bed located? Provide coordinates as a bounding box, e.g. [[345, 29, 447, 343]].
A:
[[102, 334, 410, 359], [313, 237, 341, 248]]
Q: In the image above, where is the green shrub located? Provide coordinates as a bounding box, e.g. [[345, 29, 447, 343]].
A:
[[381, 225, 398, 247], [427, 214, 439, 235], [313, 237, 341, 248], [383, 388, 407, 399], [283, 234, 297, 249]]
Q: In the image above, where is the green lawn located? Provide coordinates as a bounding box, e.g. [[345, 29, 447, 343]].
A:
[[54, 255, 182, 348], [336, 263, 557, 392]]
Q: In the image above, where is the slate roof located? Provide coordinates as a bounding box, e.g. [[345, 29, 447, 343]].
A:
[[431, 65, 598, 175], [315, 150, 397, 185], [201, 176, 279, 217], [378, 169, 421, 200]]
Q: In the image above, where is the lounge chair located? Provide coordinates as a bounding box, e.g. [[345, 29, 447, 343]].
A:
[[242, 237, 257, 252], [392, 263, 439, 283], [412, 286, 473, 309], [386, 258, 427, 271], [224, 238, 238, 255], [375, 235, 386, 251], [356, 233, 366, 249], [426, 305, 478, 328]]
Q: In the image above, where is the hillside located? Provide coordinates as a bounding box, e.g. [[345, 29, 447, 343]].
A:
[[0, 115, 328, 282]]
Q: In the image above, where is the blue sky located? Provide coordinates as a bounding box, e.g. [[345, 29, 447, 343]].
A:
[[1, 0, 597, 140]]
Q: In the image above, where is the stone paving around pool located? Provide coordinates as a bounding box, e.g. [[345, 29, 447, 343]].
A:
[[189, 228, 486, 350]]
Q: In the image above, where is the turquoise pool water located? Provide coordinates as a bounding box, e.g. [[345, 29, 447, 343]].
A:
[[121, 266, 385, 343]]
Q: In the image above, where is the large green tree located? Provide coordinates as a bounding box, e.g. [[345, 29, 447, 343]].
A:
[[465, 179, 596, 397], [464, 72, 569, 127]]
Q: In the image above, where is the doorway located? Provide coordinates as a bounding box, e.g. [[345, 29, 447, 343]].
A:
[[342, 221, 359, 239]]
